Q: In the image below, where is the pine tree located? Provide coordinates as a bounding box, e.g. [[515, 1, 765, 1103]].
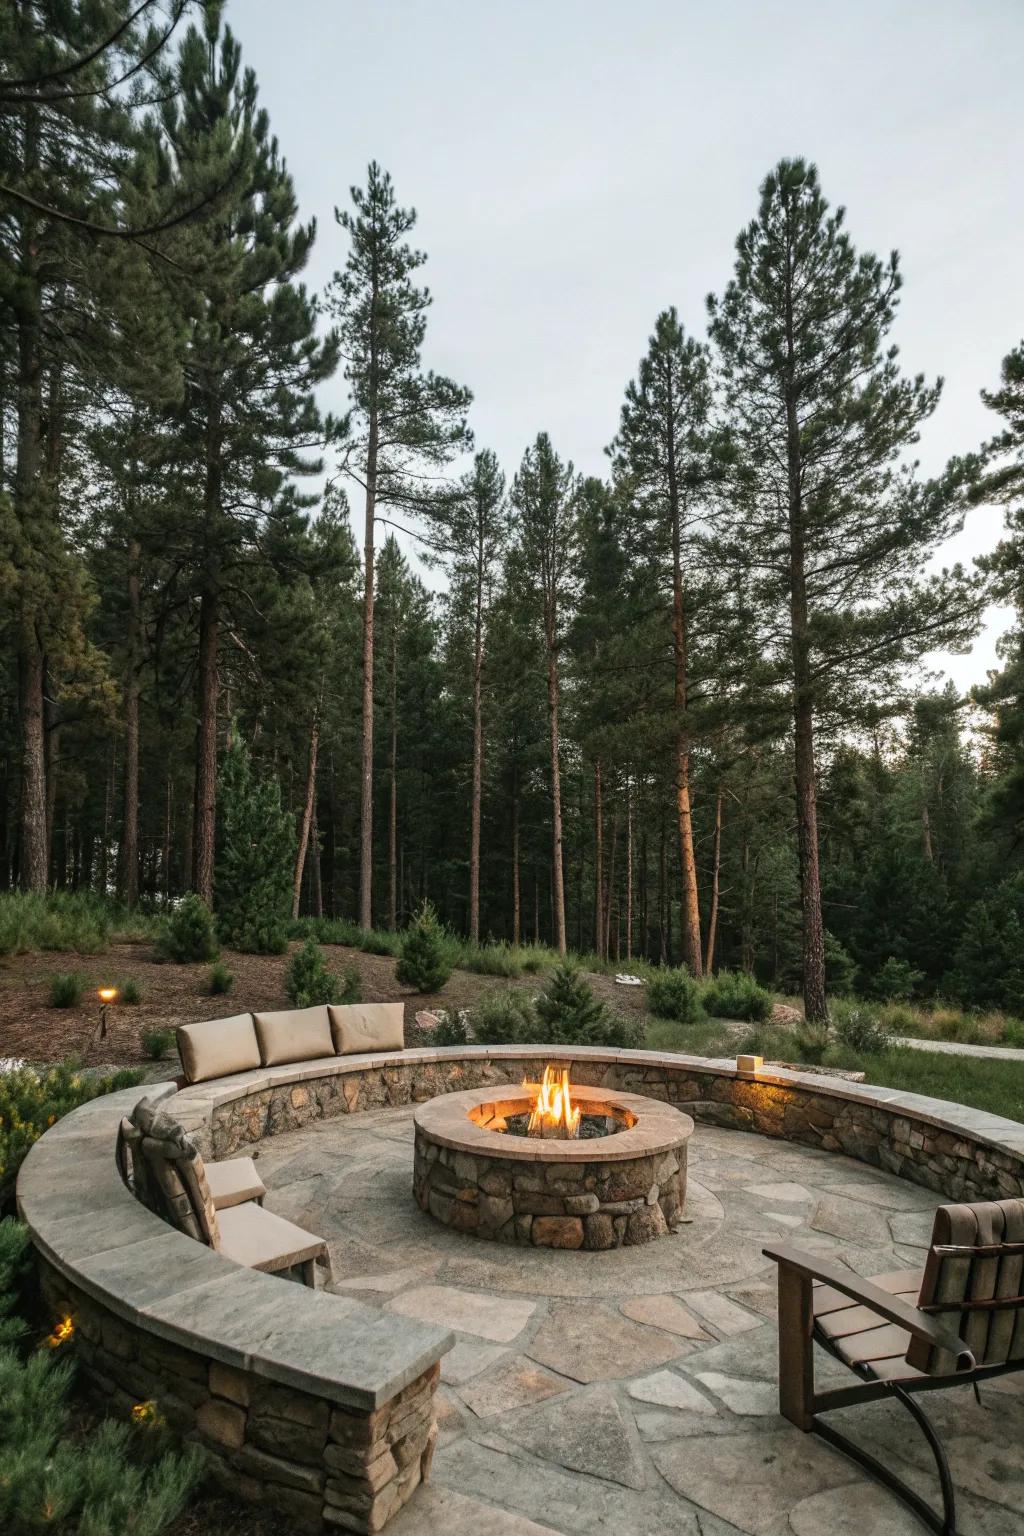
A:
[[161, 10, 339, 903], [971, 341, 1024, 854], [512, 435, 579, 954], [609, 309, 719, 976], [425, 450, 509, 941], [215, 728, 295, 954], [708, 158, 982, 1019], [0, 3, 188, 891], [326, 163, 472, 931]]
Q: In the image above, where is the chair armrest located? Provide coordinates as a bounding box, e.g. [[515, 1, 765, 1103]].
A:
[[763, 1242, 975, 1371]]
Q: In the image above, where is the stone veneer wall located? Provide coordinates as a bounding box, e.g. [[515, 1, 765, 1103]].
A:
[[38, 1257, 438, 1533], [412, 1124, 687, 1248], [204, 1052, 1024, 1207]]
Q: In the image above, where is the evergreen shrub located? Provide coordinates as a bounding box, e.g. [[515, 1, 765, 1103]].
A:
[[0, 1061, 141, 1201], [536, 961, 641, 1047], [702, 970, 773, 1022], [155, 895, 218, 964], [824, 931, 857, 994], [284, 939, 360, 1008], [215, 731, 295, 954], [48, 973, 86, 1009], [207, 962, 234, 996], [645, 966, 703, 1024], [395, 903, 452, 993], [121, 978, 142, 1005], [872, 956, 924, 1001], [141, 1028, 175, 1061], [0, 1218, 201, 1533], [471, 989, 536, 1045], [433, 1008, 469, 1046], [829, 998, 892, 1053]]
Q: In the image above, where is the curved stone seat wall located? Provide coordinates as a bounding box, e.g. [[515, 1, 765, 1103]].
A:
[[18, 1047, 1024, 1532], [174, 1046, 1024, 1208]]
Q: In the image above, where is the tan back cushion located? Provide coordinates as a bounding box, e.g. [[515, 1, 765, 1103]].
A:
[[253, 1005, 333, 1067], [176, 1014, 261, 1084], [908, 1198, 1024, 1374], [329, 1002, 405, 1056]]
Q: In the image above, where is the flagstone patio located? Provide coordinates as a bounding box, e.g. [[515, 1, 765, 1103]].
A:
[[253, 1106, 1024, 1535]]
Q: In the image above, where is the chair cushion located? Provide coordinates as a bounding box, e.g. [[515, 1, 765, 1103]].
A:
[[814, 1268, 923, 1381], [177, 1014, 261, 1084], [252, 1005, 334, 1066], [205, 1156, 266, 1211], [329, 1002, 405, 1056], [216, 1202, 326, 1273]]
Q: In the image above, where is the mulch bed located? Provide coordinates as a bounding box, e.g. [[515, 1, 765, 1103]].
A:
[[0, 940, 648, 1068]]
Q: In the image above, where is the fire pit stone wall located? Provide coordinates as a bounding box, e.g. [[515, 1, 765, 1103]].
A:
[[412, 1085, 693, 1249]]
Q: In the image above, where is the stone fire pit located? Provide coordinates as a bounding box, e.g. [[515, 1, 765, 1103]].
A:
[[413, 1083, 693, 1249]]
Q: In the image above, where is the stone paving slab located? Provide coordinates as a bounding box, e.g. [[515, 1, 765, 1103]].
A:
[[247, 1103, 1024, 1530], [239, 1104, 1023, 1530], [389, 1282, 536, 1343]]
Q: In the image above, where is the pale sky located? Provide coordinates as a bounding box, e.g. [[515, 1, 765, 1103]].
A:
[[237, 0, 1021, 694]]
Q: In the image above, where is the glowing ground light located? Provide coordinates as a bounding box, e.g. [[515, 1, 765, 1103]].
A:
[[132, 1401, 161, 1427], [45, 1314, 73, 1348], [98, 987, 118, 1004]]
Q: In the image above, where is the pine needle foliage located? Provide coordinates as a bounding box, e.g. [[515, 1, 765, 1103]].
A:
[[535, 960, 641, 1046], [215, 731, 295, 955], [284, 939, 360, 1009], [395, 902, 453, 993], [0, 1222, 201, 1535]]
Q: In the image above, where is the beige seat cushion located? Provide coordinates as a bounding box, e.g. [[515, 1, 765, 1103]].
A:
[[216, 1202, 326, 1273], [177, 1014, 261, 1084], [252, 1005, 333, 1066], [205, 1156, 266, 1211], [329, 1002, 405, 1056]]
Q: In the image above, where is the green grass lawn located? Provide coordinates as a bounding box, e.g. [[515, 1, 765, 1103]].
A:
[[826, 1045, 1024, 1125], [643, 1015, 1024, 1125]]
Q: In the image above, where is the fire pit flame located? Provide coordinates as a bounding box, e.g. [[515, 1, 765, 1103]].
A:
[[525, 1065, 581, 1139]]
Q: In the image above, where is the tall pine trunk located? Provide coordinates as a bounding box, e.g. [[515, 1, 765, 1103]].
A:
[[388, 630, 398, 932], [593, 759, 604, 952], [14, 145, 48, 892], [625, 777, 633, 961], [358, 414, 378, 930], [120, 538, 141, 906], [545, 617, 567, 953], [784, 254, 827, 1021], [667, 421, 702, 976], [468, 548, 484, 942], [605, 810, 618, 960], [511, 764, 521, 946], [193, 402, 222, 905], [704, 784, 722, 974], [192, 586, 218, 902], [292, 696, 321, 919]]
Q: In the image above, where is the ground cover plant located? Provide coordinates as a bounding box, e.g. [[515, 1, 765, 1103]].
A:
[[0, 1061, 142, 1207]]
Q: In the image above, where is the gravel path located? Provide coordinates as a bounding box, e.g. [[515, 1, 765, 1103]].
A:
[[893, 1034, 1024, 1062]]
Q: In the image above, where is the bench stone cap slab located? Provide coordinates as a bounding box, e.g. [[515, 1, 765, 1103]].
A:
[[17, 1083, 453, 1410]]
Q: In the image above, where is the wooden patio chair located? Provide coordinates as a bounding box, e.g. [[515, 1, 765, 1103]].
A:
[[764, 1196, 1024, 1535]]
